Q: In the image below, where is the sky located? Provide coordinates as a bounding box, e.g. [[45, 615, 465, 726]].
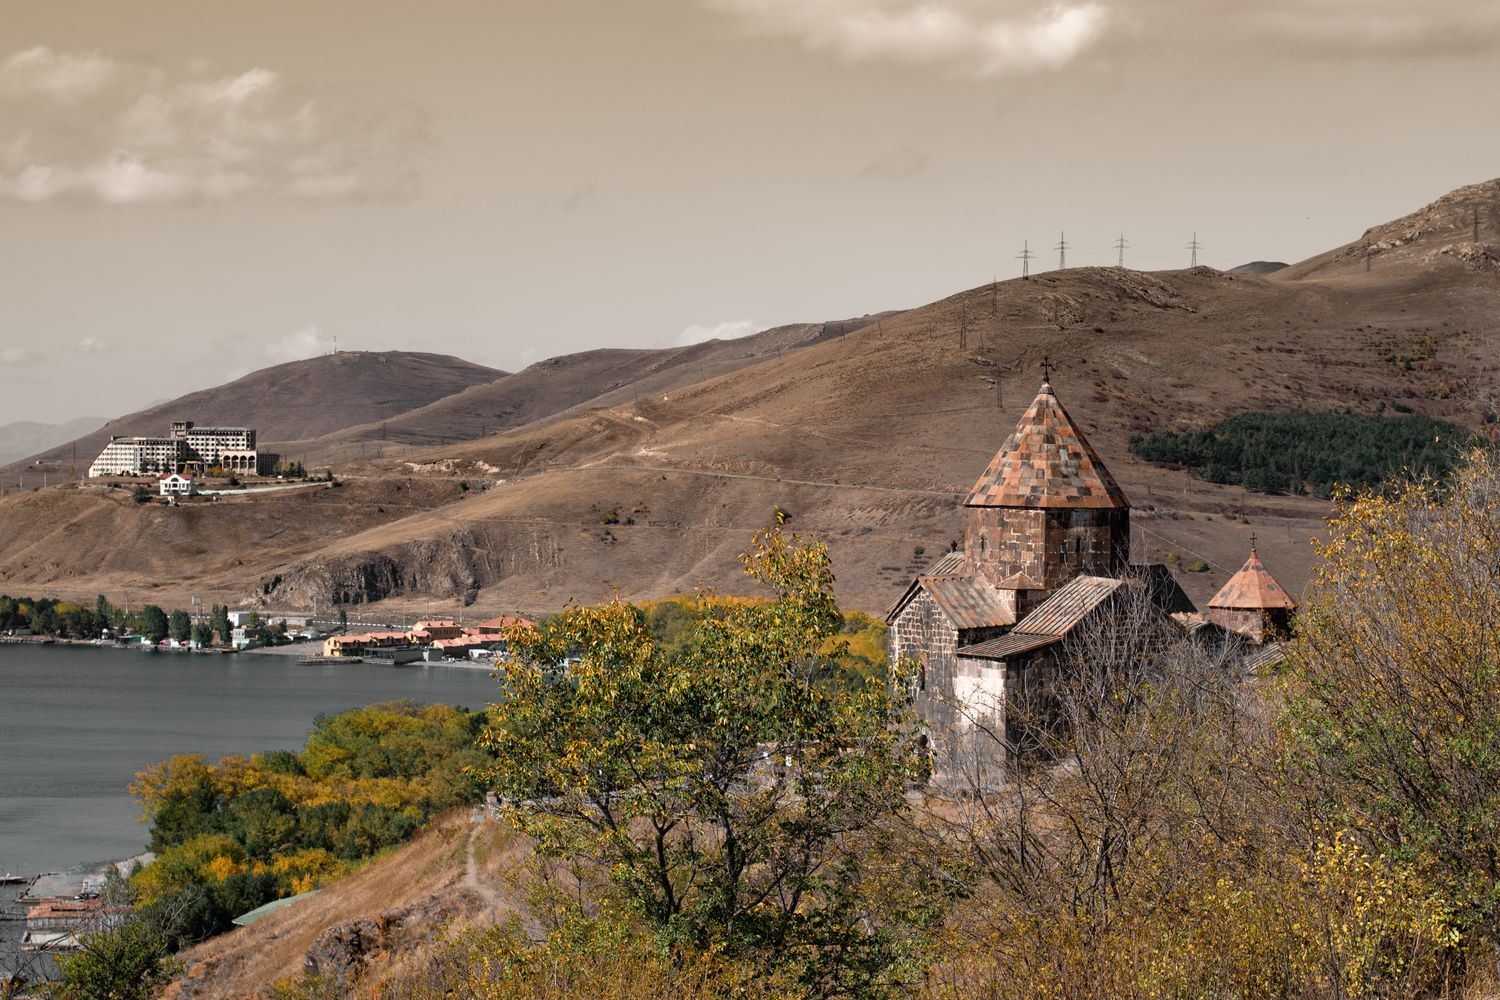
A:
[[2, 0, 1499, 426]]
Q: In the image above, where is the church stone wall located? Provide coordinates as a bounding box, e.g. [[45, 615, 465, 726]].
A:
[[890, 590, 1010, 791], [965, 506, 1130, 590]]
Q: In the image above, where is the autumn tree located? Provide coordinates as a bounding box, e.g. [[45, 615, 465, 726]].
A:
[[1285, 445, 1500, 980], [480, 528, 941, 998]]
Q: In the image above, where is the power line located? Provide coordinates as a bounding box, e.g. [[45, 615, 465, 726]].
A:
[[1186, 232, 1204, 268], [1054, 231, 1070, 271], [1114, 233, 1129, 268], [1016, 240, 1036, 279]]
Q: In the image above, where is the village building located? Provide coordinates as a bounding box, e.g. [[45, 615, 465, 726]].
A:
[[887, 379, 1288, 791], [158, 472, 197, 497]]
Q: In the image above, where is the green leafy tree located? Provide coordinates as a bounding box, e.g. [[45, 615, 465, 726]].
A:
[[480, 528, 939, 997], [190, 622, 214, 648], [139, 605, 169, 644], [49, 918, 181, 1000], [168, 610, 192, 643], [131, 485, 151, 504], [211, 604, 232, 645]]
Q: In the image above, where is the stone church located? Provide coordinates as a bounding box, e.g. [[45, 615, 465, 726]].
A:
[[886, 378, 1294, 789]]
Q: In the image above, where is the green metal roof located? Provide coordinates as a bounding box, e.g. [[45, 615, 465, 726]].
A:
[[231, 889, 319, 926]]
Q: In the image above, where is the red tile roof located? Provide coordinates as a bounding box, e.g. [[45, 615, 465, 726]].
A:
[[1209, 549, 1297, 611], [965, 382, 1129, 510]]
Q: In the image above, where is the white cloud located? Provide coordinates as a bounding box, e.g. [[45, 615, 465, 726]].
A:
[[674, 319, 765, 348], [77, 336, 110, 353], [705, 0, 1111, 77], [0, 346, 37, 366], [706, 0, 1500, 75], [265, 326, 334, 363], [0, 47, 422, 204]]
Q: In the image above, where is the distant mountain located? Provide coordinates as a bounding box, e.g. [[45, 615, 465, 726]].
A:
[[0, 416, 107, 466], [7, 351, 506, 472], [277, 315, 900, 463]]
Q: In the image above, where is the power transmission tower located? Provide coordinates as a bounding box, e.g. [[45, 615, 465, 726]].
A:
[[1187, 233, 1203, 267], [1055, 231, 1070, 271], [1016, 241, 1036, 278], [1115, 233, 1129, 268]]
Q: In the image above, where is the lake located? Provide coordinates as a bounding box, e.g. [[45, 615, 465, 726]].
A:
[[0, 644, 502, 879]]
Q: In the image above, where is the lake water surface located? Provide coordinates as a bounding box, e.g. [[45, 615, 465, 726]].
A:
[[0, 644, 501, 878]]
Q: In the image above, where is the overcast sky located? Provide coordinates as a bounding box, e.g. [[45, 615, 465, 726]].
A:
[[2, 0, 1498, 426]]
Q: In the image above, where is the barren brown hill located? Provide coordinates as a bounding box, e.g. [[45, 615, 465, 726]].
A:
[[1278, 177, 1500, 281], [3, 180, 1498, 619], [5, 351, 505, 477], [273, 315, 898, 466]]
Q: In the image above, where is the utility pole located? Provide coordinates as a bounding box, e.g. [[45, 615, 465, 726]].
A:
[[1017, 241, 1036, 279], [1187, 233, 1204, 267], [991, 275, 998, 316], [1115, 233, 1129, 268], [1475, 206, 1482, 242], [1055, 231, 1070, 271], [959, 305, 968, 350]]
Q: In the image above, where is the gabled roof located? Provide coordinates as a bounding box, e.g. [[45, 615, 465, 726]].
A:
[[1014, 575, 1126, 635], [965, 382, 1129, 510], [957, 575, 1125, 662], [1209, 549, 1297, 611], [920, 574, 1017, 630]]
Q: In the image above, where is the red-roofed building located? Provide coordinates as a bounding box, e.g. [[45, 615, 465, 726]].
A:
[[158, 472, 197, 496], [1208, 544, 1298, 643]]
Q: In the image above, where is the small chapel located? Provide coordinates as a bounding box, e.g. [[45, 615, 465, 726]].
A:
[[886, 377, 1296, 790]]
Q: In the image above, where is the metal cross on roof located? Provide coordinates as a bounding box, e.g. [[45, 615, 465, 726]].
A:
[[1041, 354, 1054, 383], [1249, 532, 1258, 551]]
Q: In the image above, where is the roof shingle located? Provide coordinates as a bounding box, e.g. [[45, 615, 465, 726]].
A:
[[965, 382, 1129, 510], [1209, 549, 1297, 611]]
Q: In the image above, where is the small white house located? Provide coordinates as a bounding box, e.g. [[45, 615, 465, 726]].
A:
[[159, 473, 197, 497]]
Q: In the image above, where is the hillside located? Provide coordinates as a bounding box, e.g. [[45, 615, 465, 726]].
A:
[[4, 351, 505, 474], [163, 811, 535, 999], [271, 315, 897, 466], [3, 180, 1499, 618]]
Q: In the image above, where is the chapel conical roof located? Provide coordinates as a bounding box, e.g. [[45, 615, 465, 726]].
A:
[[1208, 548, 1297, 611], [964, 381, 1130, 510]]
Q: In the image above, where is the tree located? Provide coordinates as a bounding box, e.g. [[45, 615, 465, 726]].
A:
[[211, 604, 232, 645], [190, 622, 213, 648], [337, 606, 348, 633], [1286, 445, 1500, 978], [131, 485, 151, 504], [49, 912, 181, 1000], [168, 610, 192, 643], [480, 528, 940, 997], [139, 605, 169, 644]]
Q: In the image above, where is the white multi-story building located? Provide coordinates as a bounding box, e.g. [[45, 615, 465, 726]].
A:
[[87, 437, 185, 477], [89, 420, 264, 477], [170, 421, 257, 466]]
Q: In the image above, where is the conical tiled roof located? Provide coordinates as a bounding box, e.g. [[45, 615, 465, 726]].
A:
[[965, 382, 1129, 509], [1209, 549, 1297, 610]]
